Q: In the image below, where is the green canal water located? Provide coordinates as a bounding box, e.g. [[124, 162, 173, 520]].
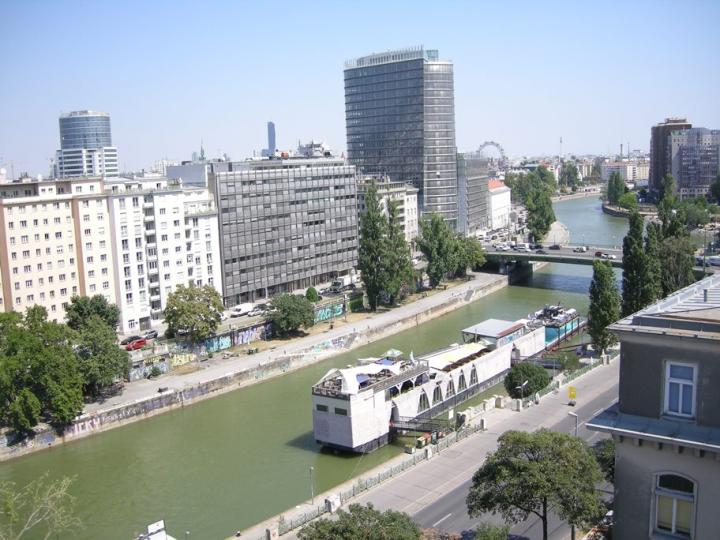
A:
[[0, 197, 627, 539]]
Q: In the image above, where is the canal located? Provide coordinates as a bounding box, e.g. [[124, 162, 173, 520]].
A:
[[0, 196, 627, 539]]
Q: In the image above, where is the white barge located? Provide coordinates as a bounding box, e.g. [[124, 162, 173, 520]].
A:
[[311, 314, 562, 453]]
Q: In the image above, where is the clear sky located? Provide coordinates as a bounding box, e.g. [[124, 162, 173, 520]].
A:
[[1, 0, 719, 176]]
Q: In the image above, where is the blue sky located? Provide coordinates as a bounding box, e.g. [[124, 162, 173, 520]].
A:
[[1, 0, 719, 176]]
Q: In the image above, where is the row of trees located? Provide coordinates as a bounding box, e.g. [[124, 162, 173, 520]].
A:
[[0, 296, 129, 435], [605, 171, 626, 206], [558, 161, 580, 192], [504, 166, 556, 241]]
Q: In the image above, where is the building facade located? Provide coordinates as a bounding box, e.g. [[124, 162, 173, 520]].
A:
[[105, 174, 221, 332], [54, 111, 119, 178], [670, 127, 720, 199], [344, 47, 458, 228], [457, 153, 490, 236], [600, 160, 650, 183], [588, 274, 720, 540], [487, 179, 511, 230], [356, 175, 419, 244], [0, 177, 117, 323], [649, 117, 692, 196], [212, 151, 359, 305]]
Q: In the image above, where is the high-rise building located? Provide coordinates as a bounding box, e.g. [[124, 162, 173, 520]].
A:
[[344, 47, 458, 228], [261, 121, 277, 157], [670, 127, 720, 199], [54, 111, 119, 178], [456, 153, 490, 236], [588, 274, 720, 539], [212, 143, 359, 305], [649, 117, 691, 196]]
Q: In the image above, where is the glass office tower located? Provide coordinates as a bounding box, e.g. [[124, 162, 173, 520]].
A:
[[344, 47, 458, 228], [55, 110, 118, 178], [59, 110, 113, 149]]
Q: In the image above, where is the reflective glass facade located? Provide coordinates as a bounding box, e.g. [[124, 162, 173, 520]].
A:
[[345, 48, 457, 228], [59, 111, 112, 150]]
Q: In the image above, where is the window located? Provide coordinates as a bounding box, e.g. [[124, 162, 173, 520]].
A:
[[665, 363, 696, 418], [334, 407, 347, 416], [655, 474, 694, 537], [316, 404, 328, 412]]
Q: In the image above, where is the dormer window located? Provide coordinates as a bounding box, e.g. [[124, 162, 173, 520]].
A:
[[664, 362, 696, 419]]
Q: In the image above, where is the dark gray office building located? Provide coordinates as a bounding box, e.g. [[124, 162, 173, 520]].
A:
[[344, 47, 458, 229], [649, 117, 692, 196], [211, 151, 358, 305], [456, 152, 490, 236]]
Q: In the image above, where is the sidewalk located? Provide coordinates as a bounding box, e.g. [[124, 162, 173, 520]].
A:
[[238, 357, 619, 540], [85, 272, 507, 415]]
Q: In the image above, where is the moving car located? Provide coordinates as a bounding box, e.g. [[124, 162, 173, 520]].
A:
[[144, 330, 158, 340], [125, 338, 147, 351], [120, 335, 142, 346], [594, 251, 604, 257], [549, 244, 562, 250], [536, 249, 547, 254], [601, 253, 617, 260]]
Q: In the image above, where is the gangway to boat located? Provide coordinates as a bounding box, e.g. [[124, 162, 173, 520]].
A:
[[390, 416, 453, 434]]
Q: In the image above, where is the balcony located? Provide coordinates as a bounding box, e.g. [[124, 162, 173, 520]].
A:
[[143, 215, 154, 222], [143, 201, 154, 209], [148, 267, 159, 275]]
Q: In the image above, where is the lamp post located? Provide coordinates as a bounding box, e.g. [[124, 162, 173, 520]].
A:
[[568, 412, 579, 540], [516, 380, 529, 401], [309, 466, 315, 506]]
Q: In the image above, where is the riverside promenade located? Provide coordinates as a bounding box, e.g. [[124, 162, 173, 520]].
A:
[[1, 271, 509, 461], [238, 355, 619, 540]]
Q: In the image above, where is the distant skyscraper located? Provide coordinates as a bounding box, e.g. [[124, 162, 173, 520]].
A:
[[344, 47, 458, 229], [261, 121, 276, 157], [670, 127, 720, 199], [648, 117, 691, 196], [54, 110, 119, 178]]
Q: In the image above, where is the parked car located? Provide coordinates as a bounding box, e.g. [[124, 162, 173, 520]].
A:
[[230, 303, 254, 317], [247, 307, 265, 317], [549, 244, 562, 250], [120, 335, 142, 346], [125, 338, 147, 351], [144, 330, 158, 340]]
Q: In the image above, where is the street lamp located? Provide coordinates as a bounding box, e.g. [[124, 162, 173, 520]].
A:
[[309, 466, 315, 506], [567, 412, 579, 540], [515, 380, 529, 400]]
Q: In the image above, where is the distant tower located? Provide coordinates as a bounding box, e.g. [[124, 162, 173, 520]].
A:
[[262, 121, 276, 157], [54, 110, 118, 178]]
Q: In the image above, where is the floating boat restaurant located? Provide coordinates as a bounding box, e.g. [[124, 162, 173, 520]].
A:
[[311, 307, 581, 453]]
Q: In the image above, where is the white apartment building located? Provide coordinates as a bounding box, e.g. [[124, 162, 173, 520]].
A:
[[0, 177, 117, 323], [55, 147, 119, 179], [105, 174, 221, 333], [487, 179, 511, 230], [356, 175, 419, 244], [600, 160, 650, 182]]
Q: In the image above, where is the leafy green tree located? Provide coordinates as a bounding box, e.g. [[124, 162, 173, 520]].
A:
[[305, 287, 319, 303], [559, 162, 580, 191], [383, 200, 414, 304], [621, 211, 647, 317], [297, 503, 421, 540], [641, 222, 663, 306], [417, 213, 457, 287], [526, 186, 555, 242], [0, 474, 81, 540], [535, 165, 558, 193], [453, 235, 486, 277], [473, 523, 510, 540], [677, 197, 710, 230], [65, 295, 119, 331], [617, 191, 638, 211], [6, 389, 41, 436], [657, 174, 684, 238], [76, 316, 129, 398], [592, 439, 615, 484], [268, 294, 314, 337], [466, 429, 604, 540], [504, 363, 550, 399], [605, 172, 625, 205], [711, 174, 720, 204], [358, 182, 388, 311], [660, 236, 696, 297], [163, 284, 224, 342], [588, 260, 620, 354]]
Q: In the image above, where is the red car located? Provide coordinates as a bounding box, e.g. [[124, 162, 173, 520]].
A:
[[125, 338, 147, 351]]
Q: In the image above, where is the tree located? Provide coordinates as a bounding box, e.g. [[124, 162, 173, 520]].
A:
[[268, 294, 314, 337], [657, 174, 684, 238], [641, 222, 663, 306], [711, 173, 720, 204], [453, 235, 486, 278], [559, 162, 580, 192], [473, 523, 510, 540], [297, 503, 421, 540], [163, 284, 224, 342], [0, 474, 81, 540], [76, 316, 129, 398], [588, 260, 620, 354], [466, 429, 604, 540], [617, 191, 637, 211], [621, 211, 647, 317], [525, 186, 555, 242], [592, 439, 615, 484], [416, 214, 457, 288], [305, 287, 319, 303], [660, 236, 695, 297], [6, 389, 41, 436], [504, 363, 550, 399], [64, 295, 119, 331], [605, 172, 625, 205], [358, 182, 389, 311], [383, 200, 414, 304]]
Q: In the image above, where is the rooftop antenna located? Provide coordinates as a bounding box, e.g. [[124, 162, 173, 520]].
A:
[[559, 136, 563, 159], [200, 139, 206, 161]]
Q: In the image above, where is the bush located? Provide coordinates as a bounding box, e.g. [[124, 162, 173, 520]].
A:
[[148, 366, 162, 379], [474, 523, 510, 540], [504, 362, 550, 398], [348, 295, 364, 312], [305, 287, 319, 302]]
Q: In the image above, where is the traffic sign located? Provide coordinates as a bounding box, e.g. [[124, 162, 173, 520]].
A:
[[568, 386, 577, 400]]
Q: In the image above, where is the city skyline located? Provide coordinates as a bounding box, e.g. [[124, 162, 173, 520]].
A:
[[1, 0, 719, 176]]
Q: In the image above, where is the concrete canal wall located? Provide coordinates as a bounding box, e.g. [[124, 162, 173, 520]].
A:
[[0, 273, 509, 462]]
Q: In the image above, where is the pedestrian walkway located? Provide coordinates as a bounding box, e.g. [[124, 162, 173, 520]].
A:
[[545, 221, 570, 245], [238, 357, 619, 540]]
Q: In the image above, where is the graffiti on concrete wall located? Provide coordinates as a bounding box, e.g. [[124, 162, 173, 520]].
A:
[[170, 352, 195, 368], [314, 302, 344, 324]]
